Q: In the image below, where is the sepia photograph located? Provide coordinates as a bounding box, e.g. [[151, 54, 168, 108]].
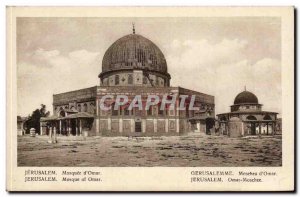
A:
[[7, 6, 294, 191], [17, 17, 282, 167]]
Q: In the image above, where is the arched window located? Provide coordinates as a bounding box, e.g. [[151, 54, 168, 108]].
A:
[[77, 104, 81, 112], [128, 74, 133, 85], [143, 76, 148, 84], [147, 106, 153, 116], [59, 110, 66, 117], [83, 103, 88, 112], [158, 104, 164, 116], [112, 103, 119, 116], [90, 102, 96, 114], [58, 107, 64, 117], [124, 106, 130, 116], [115, 75, 120, 85], [137, 49, 145, 63]]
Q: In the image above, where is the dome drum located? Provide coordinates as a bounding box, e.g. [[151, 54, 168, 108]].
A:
[[100, 69, 170, 87]]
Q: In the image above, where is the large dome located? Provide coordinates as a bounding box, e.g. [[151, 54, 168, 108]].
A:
[[234, 91, 259, 105], [100, 34, 168, 76]]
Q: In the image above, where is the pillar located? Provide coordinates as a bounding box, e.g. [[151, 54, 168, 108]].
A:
[[119, 119, 123, 133], [48, 126, 53, 143], [53, 126, 57, 143], [165, 119, 168, 133], [131, 119, 134, 132], [40, 125, 43, 136], [141, 119, 145, 133], [69, 120, 72, 136], [59, 120, 62, 135], [79, 119, 82, 136], [153, 119, 157, 133], [95, 118, 100, 134], [96, 99, 100, 135], [108, 118, 111, 131], [241, 122, 244, 136], [66, 120, 71, 136], [259, 123, 261, 135], [76, 119, 78, 136], [176, 118, 179, 133], [96, 99, 99, 116]]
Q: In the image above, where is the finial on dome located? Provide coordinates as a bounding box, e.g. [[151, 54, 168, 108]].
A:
[[132, 23, 135, 34]]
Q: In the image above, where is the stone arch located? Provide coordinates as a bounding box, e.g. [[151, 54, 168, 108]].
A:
[[246, 115, 257, 120], [263, 114, 272, 120]]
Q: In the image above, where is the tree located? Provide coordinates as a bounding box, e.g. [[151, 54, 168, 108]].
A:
[[25, 104, 50, 134]]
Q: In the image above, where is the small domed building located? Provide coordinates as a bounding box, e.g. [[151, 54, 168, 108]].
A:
[[217, 89, 278, 137], [40, 27, 215, 136]]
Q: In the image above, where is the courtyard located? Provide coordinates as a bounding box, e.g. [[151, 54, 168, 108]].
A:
[[18, 134, 282, 167]]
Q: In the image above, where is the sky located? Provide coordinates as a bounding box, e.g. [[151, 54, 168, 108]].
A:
[[17, 17, 281, 116]]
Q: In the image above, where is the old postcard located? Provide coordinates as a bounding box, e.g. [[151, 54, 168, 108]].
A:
[[7, 6, 294, 191]]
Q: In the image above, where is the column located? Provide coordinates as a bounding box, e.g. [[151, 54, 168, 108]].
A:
[[95, 118, 100, 134], [40, 125, 43, 136], [53, 126, 57, 143], [153, 119, 157, 133], [165, 119, 168, 133], [141, 119, 146, 133], [76, 119, 78, 136], [241, 122, 244, 136], [176, 118, 179, 133], [108, 118, 111, 131], [67, 120, 71, 136], [96, 99, 99, 116], [48, 126, 52, 143], [79, 119, 82, 136], [119, 119, 123, 133], [59, 120, 62, 135], [96, 99, 100, 134], [259, 123, 261, 135], [267, 123, 269, 135], [176, 98, 179, 116]]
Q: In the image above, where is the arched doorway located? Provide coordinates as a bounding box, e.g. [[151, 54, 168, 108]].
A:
[[246, 115, 257, 135], [70, 119, 77, 136], [205, 118, 215, 135]]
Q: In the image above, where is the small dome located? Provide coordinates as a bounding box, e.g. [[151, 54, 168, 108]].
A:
[[234, 90, 259, 105], [101, 34, 168, 77]]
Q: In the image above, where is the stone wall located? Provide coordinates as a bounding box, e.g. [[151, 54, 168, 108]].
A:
[[99, 117, 181, 136]]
